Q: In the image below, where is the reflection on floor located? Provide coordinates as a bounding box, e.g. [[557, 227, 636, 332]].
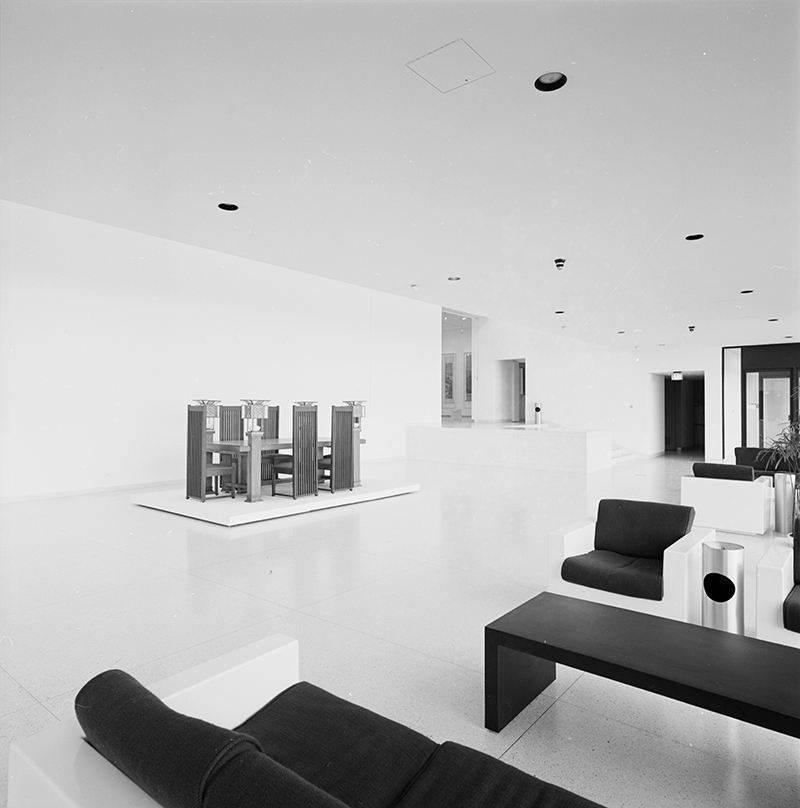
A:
[[1, 452, 797, 807]]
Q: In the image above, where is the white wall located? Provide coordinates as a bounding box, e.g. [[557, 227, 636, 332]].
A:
[[0, 201, 441, 499], [476, 318, 666, 456]]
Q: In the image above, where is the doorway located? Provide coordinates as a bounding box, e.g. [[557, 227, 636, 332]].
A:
[[664, 373, 705, 453], [511, 360, 526, 422]]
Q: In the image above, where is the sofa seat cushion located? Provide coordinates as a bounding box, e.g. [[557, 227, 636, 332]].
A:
[[75, 669, 264, 808], [692, 462, 755, 481], [785, 584, 800, 633], [395, 741, 605, 808], [561, 551, 664, 600], [203, 747, 350, 808], [236, 681, 437, 808], [593, 499, 695, 559]]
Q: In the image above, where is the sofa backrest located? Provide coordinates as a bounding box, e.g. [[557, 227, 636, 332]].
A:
[[594, 499, 695, 559], [735, 446, 792, 472], [692, 462, 754, 481]]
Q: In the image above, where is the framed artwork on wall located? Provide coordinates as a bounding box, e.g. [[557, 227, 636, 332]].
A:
[[464, 352, 472, 403], [442, 353, 455, 406]]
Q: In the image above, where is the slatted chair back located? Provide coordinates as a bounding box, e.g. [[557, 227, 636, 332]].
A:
[[218, 404, 245, 488], [186, 405, 208, 500], [328, 406, 354, 491], [219, 405, 244, 441], [259, 405, 281, 482], [291, 405, 318, 497]]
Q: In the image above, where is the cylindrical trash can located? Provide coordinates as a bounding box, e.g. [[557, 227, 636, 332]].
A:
[[774, 472, 796, 536], [533, 403, 542, 425], [702, 541, 744, 634]]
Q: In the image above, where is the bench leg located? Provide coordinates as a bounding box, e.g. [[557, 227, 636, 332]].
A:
[[485, 628, 555, 732]]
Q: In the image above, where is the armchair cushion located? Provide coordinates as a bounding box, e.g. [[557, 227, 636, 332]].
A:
[[692, 462, 754, 481], [560, 551, 664, 600], [785, 585, 800, 633], [593, 499, 695, 559]]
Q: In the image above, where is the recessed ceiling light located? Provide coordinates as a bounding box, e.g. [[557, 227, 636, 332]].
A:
[[617, 331, 625, 334], [410, 284, 420, 292], [685, 234, 704, 241], [218, 203, 238, 211], [659, 344, 666, 347], [786, 336, 794, 339], [535, 72, 567, 91], [768, 318, 778, 322], [447, 276, 461, 281], [555, 310, 565, 315], [740, 289, 754, 294]]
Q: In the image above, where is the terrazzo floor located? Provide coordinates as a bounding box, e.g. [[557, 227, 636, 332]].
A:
[[1, 451, 797, 807]]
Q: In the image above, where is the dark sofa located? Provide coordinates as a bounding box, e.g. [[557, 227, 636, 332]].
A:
[[75, 669, 605, 808], [734, 446, 793, 478], [560, 499, 695, 600]]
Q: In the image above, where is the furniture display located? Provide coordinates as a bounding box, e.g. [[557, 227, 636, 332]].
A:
[[9, 634, 606, 808], [185, 405, 236, 501], [549, 499, 713, 623], [756, 535, 800, 647], [272, 404, 319, 499], [680, 465, 773, 534], [701, 541, 744, 634], [318, 406, 354, 493], [734, 446, 793, 478], [485, 592, 800, 736]]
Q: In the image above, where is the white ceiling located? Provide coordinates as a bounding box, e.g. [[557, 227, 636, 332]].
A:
[[2, 0, 798, 351]]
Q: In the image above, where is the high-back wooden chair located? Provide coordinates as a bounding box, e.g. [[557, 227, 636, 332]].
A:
[[259, 405, 291, 483], [319, 406, 354, 493], [186, 405, 236, 501], [271, 405, 318, 499], [218, 405, 246, 491]]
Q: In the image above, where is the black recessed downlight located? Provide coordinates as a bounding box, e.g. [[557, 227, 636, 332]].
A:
[[740, 289, 753, 294], [535, 72, 567, 92], [769, 318, 778, 322], [555, 310, 565, 314], [617, 331, 625, 334], [685, 234, 704, 241], [218, 203, 238, 211], [447, 276, 461, 281]]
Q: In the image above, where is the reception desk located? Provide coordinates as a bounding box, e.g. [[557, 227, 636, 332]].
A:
[[406, 422, 612, 473]]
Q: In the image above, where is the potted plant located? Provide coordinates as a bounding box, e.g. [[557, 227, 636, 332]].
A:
[[758, 387, 800, 538]]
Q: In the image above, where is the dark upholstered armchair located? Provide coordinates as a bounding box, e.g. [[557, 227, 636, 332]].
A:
[[549, 499, 713, 623], [734, 447, 793, 479]]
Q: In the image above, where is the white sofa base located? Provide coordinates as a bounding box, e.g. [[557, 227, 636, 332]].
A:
[[7, 634, 300, 808], [756, 536, 800, 649], [680, 475, 773, 534], [548, 519, 715, 624]]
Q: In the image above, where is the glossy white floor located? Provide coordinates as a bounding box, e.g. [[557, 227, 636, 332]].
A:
[[1, 452, 798, 807]]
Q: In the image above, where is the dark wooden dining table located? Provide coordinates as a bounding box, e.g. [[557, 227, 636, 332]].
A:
[[206, 433, 363, 503]]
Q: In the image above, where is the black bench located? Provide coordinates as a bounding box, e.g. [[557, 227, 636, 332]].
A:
[[485, 592, 800, 736]]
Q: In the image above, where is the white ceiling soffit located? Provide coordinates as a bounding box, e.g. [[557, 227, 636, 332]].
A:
[[406, 39, 496, 93]]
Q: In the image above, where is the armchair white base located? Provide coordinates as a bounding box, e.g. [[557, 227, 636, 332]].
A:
[[680, 475, 774, 534], [756, 536, 800, 649], [548, 520, 715, 624], [7, 634, 300, 808]]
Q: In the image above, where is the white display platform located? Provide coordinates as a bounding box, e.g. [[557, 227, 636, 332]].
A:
[[407, 422, 612, 472], [132, 479, 420, 526], [680, 475, 774, 534]]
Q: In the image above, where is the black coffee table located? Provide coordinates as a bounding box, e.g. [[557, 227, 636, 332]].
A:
[[485, 592, 800, 736]]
